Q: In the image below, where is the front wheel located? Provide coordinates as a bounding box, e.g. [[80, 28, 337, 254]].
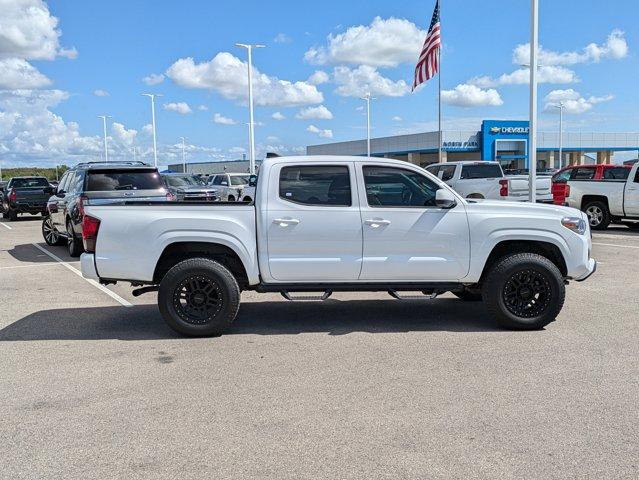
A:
[[227, 195, 235, 202], [482, 253, 565, 330], [158, 258, 240, 337], [584, 201, 610, 230], [42, 216, 65, 246], [4, 210, 18, 221]]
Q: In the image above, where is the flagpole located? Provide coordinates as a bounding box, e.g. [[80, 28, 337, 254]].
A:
[[438, 0, 442, 164]]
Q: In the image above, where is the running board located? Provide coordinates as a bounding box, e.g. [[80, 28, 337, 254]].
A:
[[281, 291, 333, 302], [388, 290, 438, 300]]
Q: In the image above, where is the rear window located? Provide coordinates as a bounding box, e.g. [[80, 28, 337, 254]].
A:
[[86, 169, 163, 191], [460, 164, 503, 179], [552, 169, 572, 183], [9, 178, 49, 188]]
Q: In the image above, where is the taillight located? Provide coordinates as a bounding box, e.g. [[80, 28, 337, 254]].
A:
[[8, 188, 17, 203], [82, 215, 100, 253], [564, 184, 570, 198], [76, 194, 88, 217], [499, 179, 508, 197]]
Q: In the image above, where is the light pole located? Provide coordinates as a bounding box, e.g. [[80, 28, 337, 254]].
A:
[[179, 136, 187, 173], [132, 146, 137, 162], [142, 93, 162, 167], [361, 92, 375, 157], [97, 115, 111, 162], [528, 0, 539, 203], [554, 102, 565, 169], [235, 43, 265, 175]]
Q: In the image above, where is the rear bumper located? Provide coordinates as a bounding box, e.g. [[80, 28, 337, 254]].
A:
[[80, 253, 99, 281]]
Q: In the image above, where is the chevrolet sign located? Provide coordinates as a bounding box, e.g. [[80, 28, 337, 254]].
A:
[[490, 126, 529, 134]]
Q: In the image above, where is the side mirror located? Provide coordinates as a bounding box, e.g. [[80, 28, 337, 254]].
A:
[[248, 175, 257, 187], [221, 181, 228, 186], [435, 189, 457, 209]]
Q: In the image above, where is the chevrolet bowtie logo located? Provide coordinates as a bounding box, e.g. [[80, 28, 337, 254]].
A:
[[490, 127, 501, 133]]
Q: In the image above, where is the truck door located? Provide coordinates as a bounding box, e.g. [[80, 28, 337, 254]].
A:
[[625, 167, 639, 216], [357, 164, 470, 281], [266, 163, 362, 282]]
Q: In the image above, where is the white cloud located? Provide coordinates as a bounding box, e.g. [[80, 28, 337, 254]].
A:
[[307, 124, 333, 138], [142, 73, 165, 85], [229, 146, 246, 154], [295, 104, 333, 120], [111, 122, 137, 146], [272, 111, 285, 120], [274, 33, 292, 44], [266, 135, 280, 142], [469, 65, 579, 88], [307, 70, 329, 85], [304, 16, 426, 68], [392, 116, 402, 122], [441, 84, 503, 108], [142, 123, 153, 135], [166, 52, 323, 107], [513, 30, 629, 66], [197, 104, 209, 111], [213, 113, 237, 125], [93, 89, 109, 97], [0, 0, 75, 60], [163, 102, 192, 114], [543, 89, 613, 114], [333, 65, 410, 97], [0, 57, 52, 89]]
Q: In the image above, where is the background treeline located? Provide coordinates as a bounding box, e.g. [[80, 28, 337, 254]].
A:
[[1, 166, 69, 182]]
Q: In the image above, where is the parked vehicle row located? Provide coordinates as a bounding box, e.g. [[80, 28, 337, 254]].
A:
[[79, 155, 595, 337], [1, 176, 53, 221], [162, 173, 219, 202], [207, 173, 255, 202]]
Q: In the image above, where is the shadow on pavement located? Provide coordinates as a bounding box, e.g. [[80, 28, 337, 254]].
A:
[[0, 298, 502, 342], [5, 243, 63, 263]]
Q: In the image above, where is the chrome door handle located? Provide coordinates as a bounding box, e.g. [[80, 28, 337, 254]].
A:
[[273, 218, 300, 226], [364, 219, 391, 227]]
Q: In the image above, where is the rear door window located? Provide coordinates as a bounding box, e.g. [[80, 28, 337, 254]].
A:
[[460, 164, 503, 179], [279, 165, 351, 206], [440, 165, 456, 181], [603, 167, 630, 180], [86, 169, 163, 191], [571, 167, 596, 180]]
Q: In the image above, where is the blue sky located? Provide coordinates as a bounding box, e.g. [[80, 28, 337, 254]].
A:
[[1, 0, 637, 167]]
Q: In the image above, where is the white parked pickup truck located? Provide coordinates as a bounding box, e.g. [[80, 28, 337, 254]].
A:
[[81, 156, 596, 336], [425, 161, 553, 203], [564, 162, 639, 230]]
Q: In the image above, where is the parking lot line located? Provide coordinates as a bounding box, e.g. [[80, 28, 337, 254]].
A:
[[593, 242, 639, 250], [0, 264, 57, 270], [0, 222, 12, 230], [31, 243, 133, 307]]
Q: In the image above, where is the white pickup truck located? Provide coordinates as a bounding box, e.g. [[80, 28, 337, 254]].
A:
[[425, 161, 553, 202], [564, 162, 639, 230], [80, 156, 595, 336]]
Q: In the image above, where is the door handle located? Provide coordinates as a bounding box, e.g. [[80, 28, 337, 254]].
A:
[[364, 219, 391, 227], [273, 218, 300, 226]]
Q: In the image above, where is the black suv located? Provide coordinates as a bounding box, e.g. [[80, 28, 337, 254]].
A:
[[42, 161, 169, 256], [2, 177, 53, 220]]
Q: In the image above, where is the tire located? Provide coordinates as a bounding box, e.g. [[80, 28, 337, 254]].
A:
[[583, 201, 610, 230], [453, 287, 482, 301], [242, 197, 252, 203], [42, 216, 65, 246], [66, 220, 83, 257], [6, 210, 18, 221], [482, 253, 565, 330], [158, 258, 240, 337], [227, 195, 235, 202]]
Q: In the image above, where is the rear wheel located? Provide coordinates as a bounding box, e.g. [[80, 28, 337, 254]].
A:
[[584, 201, 610, 230], [158, 258, 240, 337], [42, 216, 65, 246], [5, 210, 17, 221], [66, 220, 83, 257], [482, 253, 565, 330], [227, 195, 235, 202]]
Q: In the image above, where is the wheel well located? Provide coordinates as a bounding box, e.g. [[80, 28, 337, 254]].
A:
[[480, 240, 568, 280], [153, 242, 249, 288], [581, 195, 608, 211], [466, 193, 485, 199]]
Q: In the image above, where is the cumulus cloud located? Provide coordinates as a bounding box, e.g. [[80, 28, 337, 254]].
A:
[[307, 124, 333, 138], [469, 65, 578, 88], [213, 113, 237, 125], [163, 102, 192, 114], [441, 84, 503, 108], [543, 89, 613, 114], [197, 104, 209, 111], [166, 52, 323, 107], [295, 104, 333, 120], [111, 122, 137, 146], [0, 57, 52, 89], [307, 70, 330, 85], [93, 89, 109, 97], [274, 33, 292, 44], [304, 17, 426, 68], [272, 111, 285, 120], [142, 73, 165, 85], [333, 65, 410, 97]]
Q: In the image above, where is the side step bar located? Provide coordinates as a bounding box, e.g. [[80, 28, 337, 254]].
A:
[[388, 290, 438, 300], [281, 291, 333, 302]]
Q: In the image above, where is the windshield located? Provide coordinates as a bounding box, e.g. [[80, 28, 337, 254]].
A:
[[165, 175, 202, 187], [87, 169, 163, 191], [9, 178, 49, 188], [230, 175, 249, 185]]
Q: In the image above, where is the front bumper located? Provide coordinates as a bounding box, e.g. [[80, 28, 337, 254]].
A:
[[574, 258, 597, 282], [80, 253, 99, 281]]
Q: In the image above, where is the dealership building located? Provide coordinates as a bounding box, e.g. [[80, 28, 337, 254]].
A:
[[307, 120, 639, 170]]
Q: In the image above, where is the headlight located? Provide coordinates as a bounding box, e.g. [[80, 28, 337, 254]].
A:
[[561, 216, 587, 235]]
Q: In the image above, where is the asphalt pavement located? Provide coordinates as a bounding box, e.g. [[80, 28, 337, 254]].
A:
[[1, 215, 638, 479]]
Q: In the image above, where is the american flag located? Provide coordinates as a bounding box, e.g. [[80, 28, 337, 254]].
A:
[[413, 0, 441, 90]]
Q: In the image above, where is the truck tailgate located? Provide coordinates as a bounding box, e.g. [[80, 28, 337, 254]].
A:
[[86, 203, 258, 283], [507, 176, 552, 200]]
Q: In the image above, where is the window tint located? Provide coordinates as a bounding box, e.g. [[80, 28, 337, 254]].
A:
[[363, 166, 439, 207], [425, 165, 440, 176], [440, 165, 456, 181], [230, 175, 249, 186], [460, 163, 503, 179], [635, 169, 639, 183], [8, 177, 50, 188], [552, 169, 572, 183], [213, 175, 226, 185], [279, 165, 351, 206], [165, 175, 201, 187], [86, 169, 163, 191], [603, 167, 630, 180], [57, 172, 71, 193], [70, 172, 84, 193], [571, 167, 595, 180]]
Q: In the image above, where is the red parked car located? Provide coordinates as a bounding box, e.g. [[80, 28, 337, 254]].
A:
[[551, 164, 632, 205]]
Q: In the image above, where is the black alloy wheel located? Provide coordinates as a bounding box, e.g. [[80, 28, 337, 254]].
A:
[[172, 274, 223, 325]]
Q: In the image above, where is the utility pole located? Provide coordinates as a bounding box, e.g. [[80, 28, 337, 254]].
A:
[[554, 102, 565, 169], [142, 93, 162, 167], [361, 92, 375, 157], [179, 136, 187, 173], [528, 0, 538, 203], [235, 43, 265, 175], [97, 115, 111, 162]]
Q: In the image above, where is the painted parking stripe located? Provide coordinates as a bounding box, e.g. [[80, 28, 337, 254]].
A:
[[31, 243, 133, 307], [593, 242, 639, 250], [0, 264, 57, 270], [0, 223, 12, 230]]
